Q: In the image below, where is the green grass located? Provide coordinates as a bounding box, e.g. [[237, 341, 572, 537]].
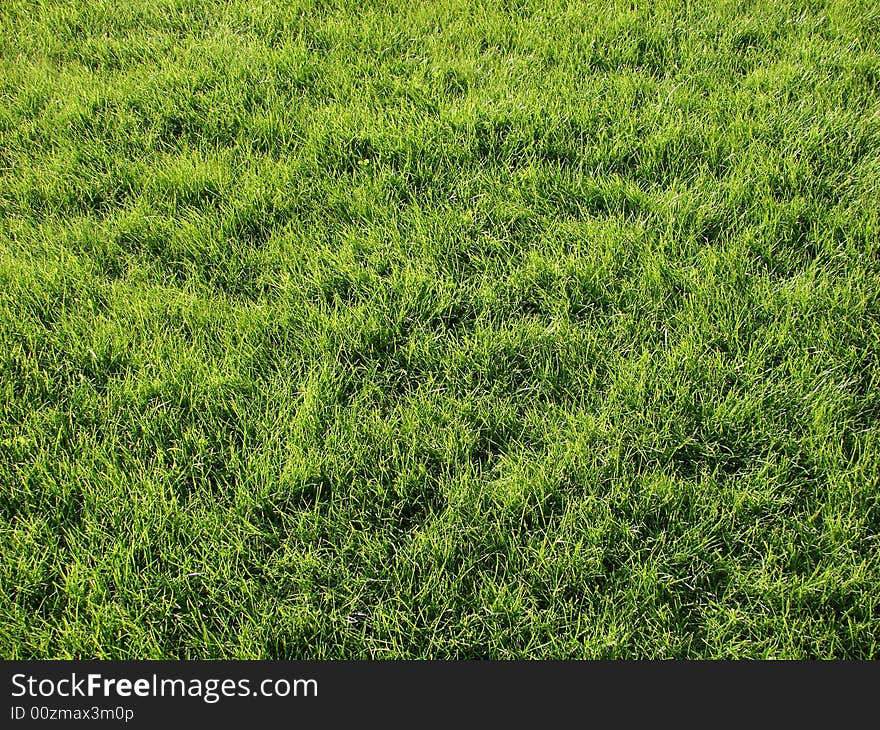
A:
[[1, 0, 879, 659]]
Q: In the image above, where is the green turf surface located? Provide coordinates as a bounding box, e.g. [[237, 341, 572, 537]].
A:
[[1, 0, 879, 658]]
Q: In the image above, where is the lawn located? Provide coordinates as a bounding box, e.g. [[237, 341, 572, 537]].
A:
[[1, 0, 878, 658]]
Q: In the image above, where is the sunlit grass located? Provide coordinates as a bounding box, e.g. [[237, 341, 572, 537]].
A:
[[1, 0, 878, 658]]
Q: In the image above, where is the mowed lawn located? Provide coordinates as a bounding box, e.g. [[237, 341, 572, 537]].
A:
[[1, 0, 878, 659]]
